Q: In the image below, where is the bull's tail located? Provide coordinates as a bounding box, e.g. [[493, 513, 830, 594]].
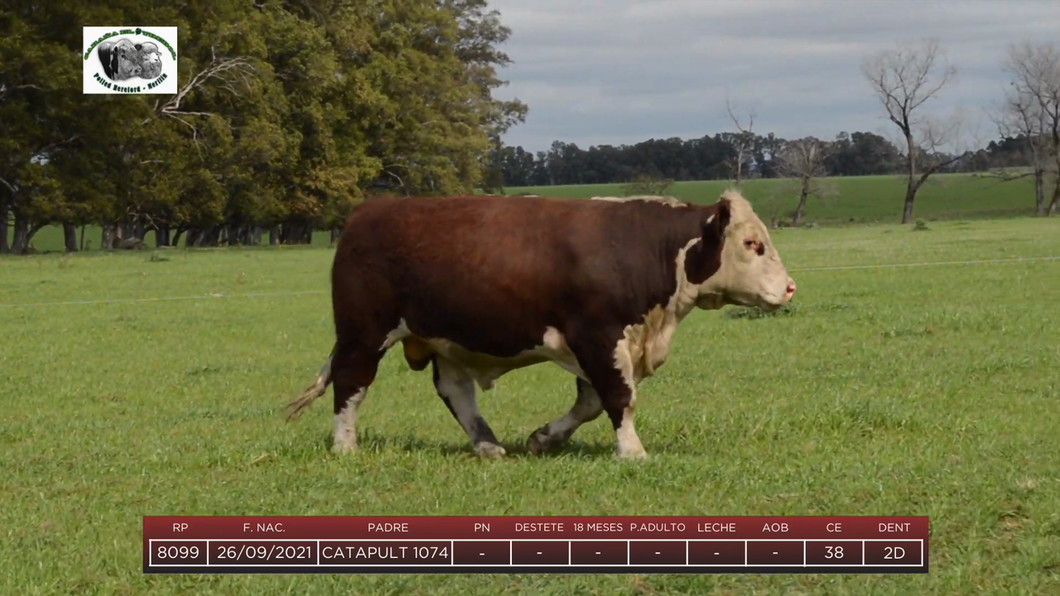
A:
[[283, 346, 335, 421]]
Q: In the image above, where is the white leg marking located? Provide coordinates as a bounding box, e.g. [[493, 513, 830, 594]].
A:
[[615, 406, 647, 459], [333, 387, 366, 454], [612, 339, 647, 459]]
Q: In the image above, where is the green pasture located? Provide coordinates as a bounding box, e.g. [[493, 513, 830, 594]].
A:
[[22, 172, 1041, 254], [1, 215, 1058, 595], [506, 173, 1038, 224]]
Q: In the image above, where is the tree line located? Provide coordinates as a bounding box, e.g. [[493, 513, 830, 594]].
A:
[[1, 0, 527, 253], [491, 39, 1060, 224], [490, 128, 1035, 187], [2, 6, 1058, 256]]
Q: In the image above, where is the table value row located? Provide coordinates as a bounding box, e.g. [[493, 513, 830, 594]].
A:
[[148, 539, 924, 567]]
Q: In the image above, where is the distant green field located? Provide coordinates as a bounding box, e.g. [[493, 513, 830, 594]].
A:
[[19, 172, 1041, 254], [505, 173, 1038, 224], [2, 216, 1058, 595]]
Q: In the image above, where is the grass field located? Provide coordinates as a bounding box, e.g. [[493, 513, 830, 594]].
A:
[[2, 214, 1059, 594], [505, 173, 1039, 224], [22, 172, 1041, 253]]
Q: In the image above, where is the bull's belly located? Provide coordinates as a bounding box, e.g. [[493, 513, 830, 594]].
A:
[[383, 320, 588, 390]]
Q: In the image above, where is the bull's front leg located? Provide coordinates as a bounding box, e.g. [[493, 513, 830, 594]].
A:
[[565, 329, 648, 460]]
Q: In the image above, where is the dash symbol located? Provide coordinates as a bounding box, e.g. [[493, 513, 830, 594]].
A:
[[595, 551, 601, 555], [772, 551, 778, 555]]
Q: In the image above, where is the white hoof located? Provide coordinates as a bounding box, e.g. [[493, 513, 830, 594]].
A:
[[617, 448, 648, 461], [331, 442, 358, 455], [474, 442, 507, 459]]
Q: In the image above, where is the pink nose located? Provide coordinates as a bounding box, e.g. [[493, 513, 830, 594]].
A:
[[784, 280, 796, 299]]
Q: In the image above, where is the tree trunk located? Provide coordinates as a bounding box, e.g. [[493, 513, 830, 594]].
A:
[[172, 225, 186, 247], [269, 225, 280, 245], [330, 228, 342, 244], [1033, 169, 1046, 216], [902, 182, 917, 225], [79, 225, 86, 251], [903, 134, 917, 225], [1048, 180, 1060, 216], [280, 221, 312, 245], [10, 215, 44, 254], [0, 198, 8, 253], [10, 213, 30, 254], [120, 220, 144, 242], [226, 224, 257, 246], [155, 224, 171, 247], [185, 228, 203, 247], [62, 222, 77, 252], [101, 222, 117, 250], [201, 226, 221, 246], [793, 177, 810, 226]]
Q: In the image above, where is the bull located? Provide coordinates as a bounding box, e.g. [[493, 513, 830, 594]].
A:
[[285, 190, 796, 459]]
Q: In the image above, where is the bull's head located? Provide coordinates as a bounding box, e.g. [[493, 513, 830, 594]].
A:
[[693, 190, 796, 312], [97, 38, 142, 80]]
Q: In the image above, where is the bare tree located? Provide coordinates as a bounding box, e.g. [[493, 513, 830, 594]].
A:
[[1000, 42, 1060, 216], [775, 137, 837, 226], [990, 76, 1050, 214], [862, 39, 969, 224], [724, 96, 755, 186]]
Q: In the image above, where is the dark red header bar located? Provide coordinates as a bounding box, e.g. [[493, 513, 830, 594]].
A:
[[144, 516, 927, 540]]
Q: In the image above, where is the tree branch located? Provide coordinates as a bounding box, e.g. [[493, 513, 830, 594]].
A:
[[914, 151, 970, 190], [0, 83, 42, 102], [142, 46, 255, 126]]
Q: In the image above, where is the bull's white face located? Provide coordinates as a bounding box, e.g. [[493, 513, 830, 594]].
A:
[[114, 40, 142, 79], [697, 192, 796, 312]]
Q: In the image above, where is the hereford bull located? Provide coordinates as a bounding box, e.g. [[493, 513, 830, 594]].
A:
[[97, 38, 143, 80], [284, 190, 795, 459]]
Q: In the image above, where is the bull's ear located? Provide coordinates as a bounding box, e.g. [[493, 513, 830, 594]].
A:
[[703, 200, 731, 238]]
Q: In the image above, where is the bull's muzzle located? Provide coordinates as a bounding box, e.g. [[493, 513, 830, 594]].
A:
[[785, 279, 796, 300]]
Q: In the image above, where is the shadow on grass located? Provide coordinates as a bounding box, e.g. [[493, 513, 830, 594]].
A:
[[312, 431, 618, 460]]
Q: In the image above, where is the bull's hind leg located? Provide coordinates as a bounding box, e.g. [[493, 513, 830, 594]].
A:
[[527, 377, 604, 454], [330, 342, 385, 454], [432, 355, 506, 459]]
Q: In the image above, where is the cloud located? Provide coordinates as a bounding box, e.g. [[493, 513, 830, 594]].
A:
[[488, 0, 1060, 152]]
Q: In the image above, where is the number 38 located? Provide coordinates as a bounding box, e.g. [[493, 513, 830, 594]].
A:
[[825, 545, 844, 559]]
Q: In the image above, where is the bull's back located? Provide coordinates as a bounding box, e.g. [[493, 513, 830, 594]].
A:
[[335, 195, 594, 295], [331, 195, 608, 359]]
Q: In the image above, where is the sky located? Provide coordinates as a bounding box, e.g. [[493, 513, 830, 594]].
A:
[[486, 0, 1060, 153]]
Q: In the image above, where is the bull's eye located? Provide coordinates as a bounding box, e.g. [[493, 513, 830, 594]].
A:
[[743, 238, 765, 256], [743, 239, 754, 249]]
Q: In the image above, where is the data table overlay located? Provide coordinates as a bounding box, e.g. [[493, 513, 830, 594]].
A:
[[143, 516, 928, 574]]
